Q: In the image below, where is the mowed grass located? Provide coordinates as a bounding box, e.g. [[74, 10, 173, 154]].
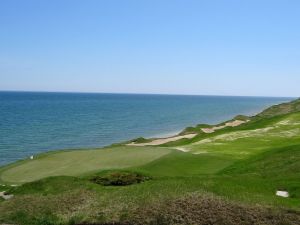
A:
[[0, 146, 172, 184], [135, 151, 235, 177]]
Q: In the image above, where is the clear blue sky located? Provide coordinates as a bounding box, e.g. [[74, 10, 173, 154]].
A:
[[0, 0, 299, 97]]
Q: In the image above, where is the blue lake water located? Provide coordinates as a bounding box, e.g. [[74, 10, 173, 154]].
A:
[[0, 91, 293, 165]]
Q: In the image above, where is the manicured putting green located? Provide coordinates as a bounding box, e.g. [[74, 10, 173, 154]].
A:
[[0, 146, 172, 183]]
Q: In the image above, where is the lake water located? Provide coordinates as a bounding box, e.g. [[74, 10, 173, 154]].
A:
[[0, 91, 293, 165]]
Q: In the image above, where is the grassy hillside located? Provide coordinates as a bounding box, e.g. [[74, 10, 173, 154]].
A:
[[185, 113, 300, 157], [1, 99, 300, 225], [255, 98, 300, 118]]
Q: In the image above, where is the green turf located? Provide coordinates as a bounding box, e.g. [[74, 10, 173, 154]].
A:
[[0, 146, 172, 184], [221, 144, 300, 178], [135, 151, 235, 177]]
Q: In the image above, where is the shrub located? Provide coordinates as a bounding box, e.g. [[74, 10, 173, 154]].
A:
[[91, 171, 151, 186], [131, 137, 151, 143]]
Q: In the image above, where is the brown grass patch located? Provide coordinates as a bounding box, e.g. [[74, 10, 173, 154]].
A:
[[126, 194, 300, 225]]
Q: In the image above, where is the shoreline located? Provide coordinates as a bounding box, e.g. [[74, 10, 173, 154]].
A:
[[1, 98, 298, 167], [0, 112, 259, 167], [0, 97, 299, 185], [0, 112, 256, 168]]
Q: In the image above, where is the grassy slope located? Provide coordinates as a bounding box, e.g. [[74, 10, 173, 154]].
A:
[[1, 99, 300, 224], [134, 151, 234, 177], [222, 144, 300, 178], [255, 98, 300, 118], [186, 113, 300, 157]]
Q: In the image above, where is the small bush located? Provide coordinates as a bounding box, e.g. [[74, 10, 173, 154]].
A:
[[234, 115, 250, 121], [132, 137, 151, 143], [91, 171, 151, 186]]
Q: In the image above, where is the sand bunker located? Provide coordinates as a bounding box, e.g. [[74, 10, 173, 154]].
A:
[[128, 120, 248, 147], [201, 120, 248, 134], [127, 133, 197, 146], [193, 127, 275, 145]]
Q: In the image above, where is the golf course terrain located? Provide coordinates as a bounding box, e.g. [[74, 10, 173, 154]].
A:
[[1, 99, 300, 225]]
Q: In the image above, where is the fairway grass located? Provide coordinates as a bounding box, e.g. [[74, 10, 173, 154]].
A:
[[0, 146, 172, 183], [135, 151, 235, 177]]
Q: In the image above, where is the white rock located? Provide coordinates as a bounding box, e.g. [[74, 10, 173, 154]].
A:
[[0, 191, 14, 200], [276, 190, 289, 198]]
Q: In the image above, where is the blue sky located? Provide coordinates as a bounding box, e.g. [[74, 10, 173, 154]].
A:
[[0, 0, 299, 97]]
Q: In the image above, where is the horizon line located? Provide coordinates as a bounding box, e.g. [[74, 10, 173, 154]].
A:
[[0, 89, 297, 99]]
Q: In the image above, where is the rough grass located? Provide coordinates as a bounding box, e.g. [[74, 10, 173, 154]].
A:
[[0, 185, 7, 192], [2, 183, 299, 225], [1, 175, 300, 224], [127, 194, 300, 225], [182, 113, 300, 157], [255, 98, 300, 118]]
